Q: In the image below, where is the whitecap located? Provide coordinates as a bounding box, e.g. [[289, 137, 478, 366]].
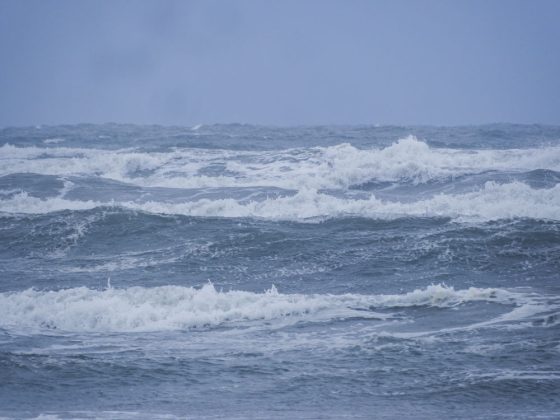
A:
[[0, 283, 533, 333], [1, 181, 559, 222], [1, 137, 559, 190]]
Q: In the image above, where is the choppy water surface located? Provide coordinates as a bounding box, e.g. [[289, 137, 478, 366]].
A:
[[1, 124, 559, 419]]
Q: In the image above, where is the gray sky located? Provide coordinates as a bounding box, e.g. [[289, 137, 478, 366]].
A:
[[1, 0, 559, 126]]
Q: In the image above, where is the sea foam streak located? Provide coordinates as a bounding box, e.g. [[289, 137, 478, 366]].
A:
[[1, 137, 560, 189], [1, 181, 559, 221], [0, 283, 525, 333]]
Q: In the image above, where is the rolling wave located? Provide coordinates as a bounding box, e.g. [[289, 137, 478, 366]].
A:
[[1, 181, 559, 222], [2, 137, 560, 189], [0, 283, 531, 333]]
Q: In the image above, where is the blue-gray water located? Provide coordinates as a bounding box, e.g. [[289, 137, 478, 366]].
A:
[[0, 124, 559, 419]]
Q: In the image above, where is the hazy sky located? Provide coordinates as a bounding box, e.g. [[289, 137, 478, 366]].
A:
[[1, 0, 559, 126]]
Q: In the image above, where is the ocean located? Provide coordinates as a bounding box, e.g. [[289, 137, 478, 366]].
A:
[[0, 123, 559, 419]]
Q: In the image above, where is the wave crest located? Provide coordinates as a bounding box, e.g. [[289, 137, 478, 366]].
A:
[[1, 181, 559, 222], [0, 283, 522, 333], [2, 137, 559, 189]]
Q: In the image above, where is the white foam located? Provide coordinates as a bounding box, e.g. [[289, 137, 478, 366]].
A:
[[1, 137, 559, 189], [1, 181, 559, 222], [0, 188, 22, 196], [0, 192, 99, 213], [0, 283, 527, 333]]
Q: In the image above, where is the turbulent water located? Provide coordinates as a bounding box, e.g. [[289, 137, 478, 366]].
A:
[[1, 124, 559, 419]]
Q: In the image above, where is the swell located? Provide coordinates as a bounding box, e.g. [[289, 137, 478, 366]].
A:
[[2, 210, 558, 290]]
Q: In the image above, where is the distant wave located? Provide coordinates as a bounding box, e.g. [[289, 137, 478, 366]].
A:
[[0, 283, 533, 333], [2, 137, 560, 189], [1, 181, 559, 222]]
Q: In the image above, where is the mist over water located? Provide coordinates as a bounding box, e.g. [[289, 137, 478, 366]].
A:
[[0, 124, 559, 418]]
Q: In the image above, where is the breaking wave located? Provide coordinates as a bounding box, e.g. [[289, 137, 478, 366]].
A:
[[0, 283, 528, 333], [1, 181, 559, 222], [2, 137, 560, 189]]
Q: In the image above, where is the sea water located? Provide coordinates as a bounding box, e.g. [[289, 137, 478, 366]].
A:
[[0, 124, 559, 418]]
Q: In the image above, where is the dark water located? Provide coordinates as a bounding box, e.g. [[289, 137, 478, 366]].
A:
[[0, 124, 559, 419]]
